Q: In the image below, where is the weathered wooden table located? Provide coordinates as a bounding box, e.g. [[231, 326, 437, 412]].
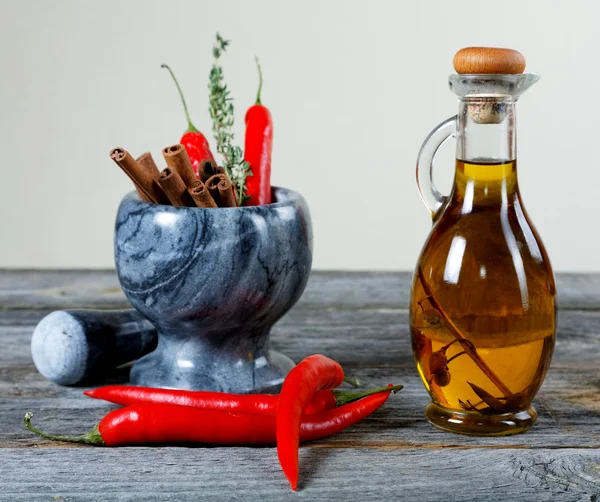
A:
[[1, 270, 600, 501]]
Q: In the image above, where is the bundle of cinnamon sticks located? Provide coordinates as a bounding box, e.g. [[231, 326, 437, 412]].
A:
[[109, 144, 235, 208]]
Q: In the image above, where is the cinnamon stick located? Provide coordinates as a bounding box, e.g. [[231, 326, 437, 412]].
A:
[[162, 144, 197, 187], [109, 148, 152, 202], [137, 152, 159, 173], [109, 147, 170, 204], [188, 181, 218, 208], [136, 152, 167, 203], [158, 167, 196, 207], [198, 159, 225, 183], [206, 174, 236, 208]]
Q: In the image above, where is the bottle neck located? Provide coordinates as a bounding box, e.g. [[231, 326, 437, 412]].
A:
[[451, 98, 519, 206], [456, 98, 516, 163]]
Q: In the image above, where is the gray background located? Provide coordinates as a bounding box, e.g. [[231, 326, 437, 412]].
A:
[[1, 0, 596, 271]]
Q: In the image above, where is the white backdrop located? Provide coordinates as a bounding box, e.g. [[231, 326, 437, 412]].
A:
[[1, 0, 598, 271]]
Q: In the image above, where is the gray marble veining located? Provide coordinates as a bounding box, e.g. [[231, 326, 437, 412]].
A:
[[114, 187, 313, 393]]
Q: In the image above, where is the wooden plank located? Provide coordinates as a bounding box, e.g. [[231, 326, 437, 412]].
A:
[[2, 364, 600, 449], [0, 270, 129, 310], [2, 310, 600, 451], [2, 308, 600, 448], [0, 310, 600, 446], [1, 270, 599, 311], [0, 447, 598, 500], [2, 308, 599, 368]]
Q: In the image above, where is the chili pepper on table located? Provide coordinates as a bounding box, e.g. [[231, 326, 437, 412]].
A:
[[24, 385, 401, 447], [161, 64, 215, 175], [83, 385, 389, 415], [244, 58, 273, 206], [276, 354, 345, 490]]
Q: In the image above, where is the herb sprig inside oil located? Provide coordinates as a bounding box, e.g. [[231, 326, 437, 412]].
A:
[[208, 33, 251, 205]]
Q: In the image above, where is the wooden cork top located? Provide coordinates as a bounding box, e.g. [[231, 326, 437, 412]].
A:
[[453, 47, 526, 74]]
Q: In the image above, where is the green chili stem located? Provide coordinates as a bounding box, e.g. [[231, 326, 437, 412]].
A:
[[24, 412, 104, 446], [343, 376, 360, 387], [254, 56, 263, 105], [333, 384, 403, 407], [161, 64, 198, 133]]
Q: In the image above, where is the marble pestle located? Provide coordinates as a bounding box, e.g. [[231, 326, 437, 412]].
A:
[[31, 309, 157, 385]]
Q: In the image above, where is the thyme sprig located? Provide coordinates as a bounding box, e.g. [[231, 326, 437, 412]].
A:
[[209, 33, 251, 205]]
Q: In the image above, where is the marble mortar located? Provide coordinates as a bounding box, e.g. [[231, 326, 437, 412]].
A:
[[114, 187, 313, 393]]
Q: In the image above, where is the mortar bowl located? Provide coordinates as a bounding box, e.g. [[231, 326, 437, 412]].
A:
[[114, 187, 313, 393]]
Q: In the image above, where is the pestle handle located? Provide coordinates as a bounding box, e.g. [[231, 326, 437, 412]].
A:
[[31, 309, 157, 386], [453, 47, 526, 75]]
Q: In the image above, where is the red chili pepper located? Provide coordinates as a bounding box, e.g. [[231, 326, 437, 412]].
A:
[[24, 385, 401, 447], [83, 385, 391, 415], [276, 354, 345, 490], [83, 386, 335, 415], [162, 64, 215, 175], [244, 58, 273, 206]]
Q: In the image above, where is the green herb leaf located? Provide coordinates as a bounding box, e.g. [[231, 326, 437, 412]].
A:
[[208, 33, 250, 205]]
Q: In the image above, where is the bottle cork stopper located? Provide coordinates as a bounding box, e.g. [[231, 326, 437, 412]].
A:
[[453, 47, 526, 74]]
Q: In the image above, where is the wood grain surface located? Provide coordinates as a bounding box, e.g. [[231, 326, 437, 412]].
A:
[[1, 270, 600, 500], [453, 47, 526, 74]]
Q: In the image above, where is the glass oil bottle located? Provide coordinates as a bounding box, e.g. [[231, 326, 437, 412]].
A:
[[411, 48, 556, 435]]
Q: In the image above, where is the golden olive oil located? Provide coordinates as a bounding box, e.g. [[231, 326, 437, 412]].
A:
[[410, 160, 556, 435]]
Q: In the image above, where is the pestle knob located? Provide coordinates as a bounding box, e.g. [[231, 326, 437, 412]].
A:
[[31, 309, 157, 386], [453, 47, 526, 74]]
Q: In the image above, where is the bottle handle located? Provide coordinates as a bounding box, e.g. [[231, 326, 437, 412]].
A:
[[416, 115, 457, 217]]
